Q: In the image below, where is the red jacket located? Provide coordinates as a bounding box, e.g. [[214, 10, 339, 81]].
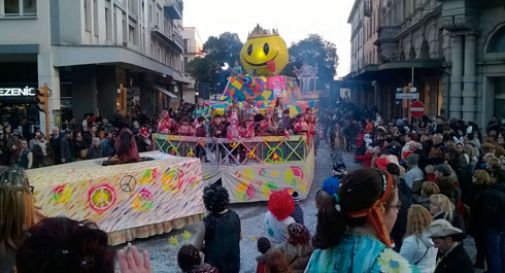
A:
[[355, 151, 373, 167]]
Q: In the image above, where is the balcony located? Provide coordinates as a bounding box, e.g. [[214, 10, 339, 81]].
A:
[[151, 26, 184, 53], [163, 0, 183, 20], [374, 26, 400, 45]]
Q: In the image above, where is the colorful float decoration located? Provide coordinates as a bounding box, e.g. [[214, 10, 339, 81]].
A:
[[27, 151, 205, 245], [153, 25, 317, 204]]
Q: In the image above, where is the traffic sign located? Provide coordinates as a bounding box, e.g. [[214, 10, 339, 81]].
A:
[[395, 93, 419, 100], [410, 101, 425, 118]]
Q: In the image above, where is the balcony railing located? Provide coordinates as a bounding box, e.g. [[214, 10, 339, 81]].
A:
[[151, 27, 184, 52], [163, 0, 183, 20]]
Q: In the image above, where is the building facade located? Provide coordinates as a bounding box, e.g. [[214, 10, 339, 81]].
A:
[[182, 26, 203, 102], [0, 0, 188, 133], [345, 0, 505, 127]]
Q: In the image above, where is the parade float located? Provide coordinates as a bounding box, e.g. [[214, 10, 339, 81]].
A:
[[26, 151, 206, 245], [154, 25, 317, 203]]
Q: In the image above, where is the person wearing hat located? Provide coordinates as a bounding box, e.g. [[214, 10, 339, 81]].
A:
[[321, 163, 347, 196], [426, 219, 473, 273]]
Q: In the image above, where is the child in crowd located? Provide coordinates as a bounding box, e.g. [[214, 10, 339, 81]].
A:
[[256, 237, 272, 273], [177, 244, 219, 273], [290, 191, 304, 225]]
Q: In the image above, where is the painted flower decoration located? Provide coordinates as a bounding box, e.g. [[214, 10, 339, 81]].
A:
[[377, 249, 413, 273]]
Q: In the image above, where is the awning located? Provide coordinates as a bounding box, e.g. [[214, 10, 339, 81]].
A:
[[154, 85, 177, 99]]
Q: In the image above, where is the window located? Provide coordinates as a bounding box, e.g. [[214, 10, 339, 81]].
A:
[[488, 27, 505, 53], [3, 0, 36, 16], [23, 0, 36, 14], [122, 14, 127, 43], [84, 0, 91, 32], [129, 24, 138, 46], [105, 7, 111, 41], [148, 3, 152, 23], [184, 38, 188, 53], [113, 8, 118, 43], [5, 0, 19, 14], [93, 0, 98, 37]]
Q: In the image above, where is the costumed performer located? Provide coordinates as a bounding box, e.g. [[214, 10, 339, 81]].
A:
[[305, 168, 419, 273]]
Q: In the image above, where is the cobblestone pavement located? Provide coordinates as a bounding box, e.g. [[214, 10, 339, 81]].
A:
[[127, 141, 480, 273]]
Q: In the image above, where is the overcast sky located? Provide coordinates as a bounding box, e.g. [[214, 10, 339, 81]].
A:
[[183, 0, 354, 77]]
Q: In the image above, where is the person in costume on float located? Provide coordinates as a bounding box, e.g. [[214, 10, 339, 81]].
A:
[[305, 168, 419, 273], [238, 117, 255, 163], [193, 181, 241, 273], [178, 117, 196, 136], [192, 98, 209, 122], [157, 109, 178, 134], [105, 116, 139, 165]]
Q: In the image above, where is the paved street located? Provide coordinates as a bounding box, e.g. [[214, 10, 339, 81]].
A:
[[130, 141, 359, 273]]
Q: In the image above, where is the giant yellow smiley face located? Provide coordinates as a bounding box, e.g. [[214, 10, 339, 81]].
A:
[[240, 27, 289, 76]]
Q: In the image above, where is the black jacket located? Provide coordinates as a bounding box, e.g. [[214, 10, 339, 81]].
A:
[[472, 182, 505, 231], [435, 243, 474, 273]]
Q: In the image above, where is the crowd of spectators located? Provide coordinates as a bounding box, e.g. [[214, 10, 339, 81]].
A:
[[3, 98, 505, 273], [317, 102, 505, 273]]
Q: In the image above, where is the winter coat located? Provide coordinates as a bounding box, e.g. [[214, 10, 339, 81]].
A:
[[256, 252, 269, 273], [60, 137, 73, 163], [471, 181, 505, 231], [400, 235, 437, 273], [87, 145, 103, 159], [276, 242, 312, 273], [434, 243, 474, 273]]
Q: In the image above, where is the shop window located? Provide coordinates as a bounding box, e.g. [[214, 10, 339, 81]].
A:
[[488, 27, 505, 53], [3, 0, 36, 16]]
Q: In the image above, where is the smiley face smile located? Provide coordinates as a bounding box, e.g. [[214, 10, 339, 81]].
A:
[[242, 53, 278, 67]]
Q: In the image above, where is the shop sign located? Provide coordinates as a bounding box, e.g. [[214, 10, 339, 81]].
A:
[[0, 86, 36, 97], [395, 93, 419, 100]]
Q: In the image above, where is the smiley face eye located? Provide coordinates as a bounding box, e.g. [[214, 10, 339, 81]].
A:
[[247, 44, 253, 55], [263, 43, 270, 55]]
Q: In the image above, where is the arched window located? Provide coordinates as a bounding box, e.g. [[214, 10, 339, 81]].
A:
[[488, 27, 505, 53]]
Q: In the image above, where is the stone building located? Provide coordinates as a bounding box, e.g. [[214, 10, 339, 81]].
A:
[[182, 26, 204, 102], [345, 0, 505, 127], [0, 0, 189, 132]]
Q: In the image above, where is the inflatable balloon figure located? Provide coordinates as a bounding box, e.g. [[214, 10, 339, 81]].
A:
[[240, 24, 289, 76]]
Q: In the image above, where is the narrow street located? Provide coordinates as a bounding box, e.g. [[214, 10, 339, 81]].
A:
[[132, 141, 360, 273]]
